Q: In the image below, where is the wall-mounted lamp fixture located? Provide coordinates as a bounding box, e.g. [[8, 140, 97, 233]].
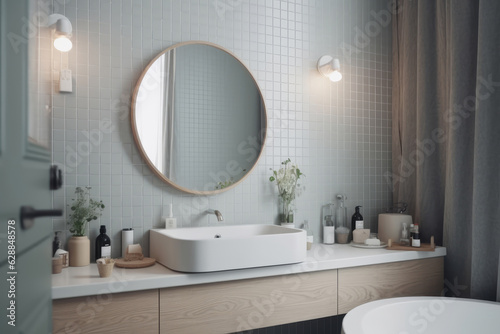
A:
[[46, 14, 72, 52], [317, 55, 342, 82]]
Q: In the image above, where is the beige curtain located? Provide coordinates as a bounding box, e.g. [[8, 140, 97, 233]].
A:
[[392, 0, 500, 300]]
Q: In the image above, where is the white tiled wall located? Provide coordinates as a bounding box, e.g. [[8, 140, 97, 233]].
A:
[[48, 0, 393, 259]]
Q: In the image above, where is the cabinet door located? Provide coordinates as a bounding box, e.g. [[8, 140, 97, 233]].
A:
[[160, 270, 338, 334], [53, 289, 159, 334], [338, 257, 444, 314]]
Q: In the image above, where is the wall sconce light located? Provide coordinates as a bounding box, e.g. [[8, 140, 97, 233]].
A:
[[317, 55, 342, 82], [46, 14, 72, 52]]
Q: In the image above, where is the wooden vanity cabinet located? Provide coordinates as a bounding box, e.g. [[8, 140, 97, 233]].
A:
[[52, 257, 443, 333], [159, 270, 337, 334], [52, 289, 158, 334], [338, 257, 444, 314]]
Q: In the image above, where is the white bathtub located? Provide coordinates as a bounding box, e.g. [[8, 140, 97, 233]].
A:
[[342, 296, 500, 334]]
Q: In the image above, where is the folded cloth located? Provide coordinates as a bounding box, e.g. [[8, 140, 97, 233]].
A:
[[365, 238, 381, 246]]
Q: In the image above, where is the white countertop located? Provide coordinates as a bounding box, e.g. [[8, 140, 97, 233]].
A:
[[52, 243, 446, 299]]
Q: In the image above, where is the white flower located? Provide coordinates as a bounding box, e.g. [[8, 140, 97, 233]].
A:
[[269, 159, 305, 218]]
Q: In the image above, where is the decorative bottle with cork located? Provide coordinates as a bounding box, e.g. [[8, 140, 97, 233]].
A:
[[335, 194, 350, 244]]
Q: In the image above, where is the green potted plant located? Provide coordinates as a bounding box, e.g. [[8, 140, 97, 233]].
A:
[[67, 186, 105, 266], [269, 159, 305, 226]]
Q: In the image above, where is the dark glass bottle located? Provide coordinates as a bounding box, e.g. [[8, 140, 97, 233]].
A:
[[95, 225, 111, 261], [351, 206, 364, 232], [52, 231, 61, 256]]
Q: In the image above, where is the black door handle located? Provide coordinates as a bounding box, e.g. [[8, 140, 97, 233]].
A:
[[20, 206, 63, 230]]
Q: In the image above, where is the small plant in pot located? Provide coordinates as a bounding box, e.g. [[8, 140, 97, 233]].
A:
[[67, 186, 105, 267]]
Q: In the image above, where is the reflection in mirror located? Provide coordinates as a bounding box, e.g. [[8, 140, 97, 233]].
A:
[[132, 42, 266, 195], [28, 14, 51, 149]]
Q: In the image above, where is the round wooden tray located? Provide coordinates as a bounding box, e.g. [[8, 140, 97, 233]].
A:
[[114, 257, 156, 268]]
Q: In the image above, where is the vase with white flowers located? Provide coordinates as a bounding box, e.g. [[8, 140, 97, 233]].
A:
[[269, 159, 305, 226]]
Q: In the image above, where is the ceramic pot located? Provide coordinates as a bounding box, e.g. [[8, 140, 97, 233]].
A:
[[280, 222, 295, 228], [68, 236, 90, 267], [97, 258, 115, 278]]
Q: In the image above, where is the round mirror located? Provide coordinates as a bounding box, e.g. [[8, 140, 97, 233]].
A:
[[131, 41, 267, 195]]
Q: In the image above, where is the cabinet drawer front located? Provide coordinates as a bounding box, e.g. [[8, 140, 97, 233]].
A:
[[53, 289, 159, 334], [338, 257, 444, 314], [160, 270, 337, 334]]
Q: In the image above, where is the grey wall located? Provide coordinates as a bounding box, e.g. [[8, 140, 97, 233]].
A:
[[45, 0, 393, 259]]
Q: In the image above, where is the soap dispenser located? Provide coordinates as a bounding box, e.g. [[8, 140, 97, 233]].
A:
[[162, 203, 177, 229], [95, 225, 111, 261], [351, 206, 364, 230], [53, 231, 69, 267], [52, 231, 61, 257], [400, 223, 409, 246]]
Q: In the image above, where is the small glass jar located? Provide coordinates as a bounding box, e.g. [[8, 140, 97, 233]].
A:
[[335, 195, 350, 244], [303, 220, 314, 250], [335, 213, 350, 244], [323, 215, 335, 244]]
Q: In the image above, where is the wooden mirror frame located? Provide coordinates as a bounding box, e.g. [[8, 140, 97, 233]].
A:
[[131, 41, 267, 195]]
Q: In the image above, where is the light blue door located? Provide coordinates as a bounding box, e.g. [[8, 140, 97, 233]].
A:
[[1, 1, 62, 333]]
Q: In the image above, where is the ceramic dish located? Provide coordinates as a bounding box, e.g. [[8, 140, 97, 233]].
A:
[[350, 241, 387, 249]]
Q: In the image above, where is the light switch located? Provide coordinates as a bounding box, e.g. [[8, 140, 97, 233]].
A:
[[59, 69, 72, 93]]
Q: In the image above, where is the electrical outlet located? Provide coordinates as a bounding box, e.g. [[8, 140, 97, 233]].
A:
[[59, 69, 72, 93]]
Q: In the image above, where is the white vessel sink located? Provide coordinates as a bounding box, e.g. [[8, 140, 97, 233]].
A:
[[150, 224, 306, 272]]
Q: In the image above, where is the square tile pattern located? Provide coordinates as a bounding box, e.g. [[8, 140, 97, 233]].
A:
[[44, 0, 393, 261]]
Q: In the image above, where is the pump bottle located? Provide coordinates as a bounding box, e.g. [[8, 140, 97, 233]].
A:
[[351, 206, 364, 230], [163, 204, 177, 229], [95, 225, 111, 261]]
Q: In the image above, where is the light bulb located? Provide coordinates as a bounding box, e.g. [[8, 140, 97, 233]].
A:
[[317, 55, 342, 82], [46, 14, 73, 52], [329, 70, 342, 82], [54, 36, 72, 52]]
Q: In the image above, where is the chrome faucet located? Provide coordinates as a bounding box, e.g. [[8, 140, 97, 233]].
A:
[[206, 209, 224, 222]]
